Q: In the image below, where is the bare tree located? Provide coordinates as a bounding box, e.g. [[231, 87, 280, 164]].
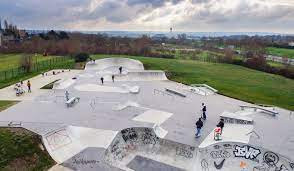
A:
[[20, 54, 33, 72]]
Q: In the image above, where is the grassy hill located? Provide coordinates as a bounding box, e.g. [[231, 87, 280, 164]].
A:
[[92, 54, 294, 110], [266, 47, 294, 59]]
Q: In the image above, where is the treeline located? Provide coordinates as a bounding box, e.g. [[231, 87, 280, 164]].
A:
[[0, 31, 175, 59]]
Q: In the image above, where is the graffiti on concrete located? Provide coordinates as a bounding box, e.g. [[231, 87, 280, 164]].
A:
[[223, 144, 232, 149], [290, 163, 294, 169], [73, 158, 100, 165], [210, 150, 231, 159], [253, 163, 269, 171], [176, 146, 194, 159], [254, 163, 290, 171], [214, 145, 221, 149], [199, 148, 209, 154], [110, 140, 126, 161], [276, 164, 289, 171], [141, 128, 159, 145], [201, 159, 209, 171], [121, 128, 138, 142], [234, 145, 261, 161], [263, 151, 279, 167], [214, 159, 225, 170]]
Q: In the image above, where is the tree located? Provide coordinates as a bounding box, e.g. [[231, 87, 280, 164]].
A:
[[74, 53, 89, 62], [223, 48, 234, 63], [20, 54, 33, 72]]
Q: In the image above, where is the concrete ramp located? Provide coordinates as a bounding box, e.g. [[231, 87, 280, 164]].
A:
[[85, 58, 144, 71], [42, 126, 118, 163], [114, 71, 168, 81], [53, 78, 76, 90], [44, 127, 294, 171], [190, 84, 218, 96]]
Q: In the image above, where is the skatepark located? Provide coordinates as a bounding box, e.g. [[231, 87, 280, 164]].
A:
[[0, 57, 293, 171]]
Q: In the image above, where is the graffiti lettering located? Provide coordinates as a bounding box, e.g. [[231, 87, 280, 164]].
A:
[[121, 128, 138, 142], [210, 150, 231, 159], [263, 151, 279, 167], [141, 128, 159, 145], [176, 147, 194, 158], [234, 145, 261, 160], [73, 158, 100, 165], [201, 159, 209, 171], [214, 145, 221, 149], [110, 140, 126, 161], [290, 163, 294, 169]]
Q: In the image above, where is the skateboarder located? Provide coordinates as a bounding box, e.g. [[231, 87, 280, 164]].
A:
[[217, 118, 225, 135], [65, 91, 69, 101], [119, 66, 122, 74], [27, 80, 31, 93], [195, 118, 203, 138], [100, 77, 104, 85], [112, 75, 115, 82], [202, 103, 207, 120]]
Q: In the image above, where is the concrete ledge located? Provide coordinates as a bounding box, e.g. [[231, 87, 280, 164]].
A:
[[240, 105, 278, 116], [165, 88, 186, 97]]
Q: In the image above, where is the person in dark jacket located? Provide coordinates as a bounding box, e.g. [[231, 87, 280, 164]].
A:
[[112, 75, 115, 82], [217, 119, 225, 134], [100, 77, 104, 85], [202, 103, 207, 120], [119, 66, 122, 74], [195, 118, 204, 138]]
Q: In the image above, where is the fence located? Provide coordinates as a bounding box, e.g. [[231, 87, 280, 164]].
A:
[[0, 56, 75, 82]]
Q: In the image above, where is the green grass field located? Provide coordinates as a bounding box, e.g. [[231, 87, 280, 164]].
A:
[[92, 54, 294, 110], [0, 128, 55, 170], [0, 101, 55, 170], [266, 47, 294, 59], [0, 54, 59, 71], [0, 101, 19, 112]]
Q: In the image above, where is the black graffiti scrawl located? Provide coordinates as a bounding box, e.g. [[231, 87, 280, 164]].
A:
[[214, 159, 225, 170], [234, 145, 261, 160]]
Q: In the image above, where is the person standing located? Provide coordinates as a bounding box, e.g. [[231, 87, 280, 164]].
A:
[[195, 118, 203, 138], [217, 118, 225, 135], [112, 75, 115, 82], [27, 80, 31, 93], [100, 77, 104, 85], [202, 103, 207, 120], [65, 91, 70, 101], [119, 66, 122, 74]]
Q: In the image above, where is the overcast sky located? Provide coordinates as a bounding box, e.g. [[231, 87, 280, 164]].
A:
[[0, 0, 294, 33]]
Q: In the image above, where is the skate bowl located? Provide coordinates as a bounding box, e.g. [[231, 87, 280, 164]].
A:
[[85, 58, 144, 71], [104, 127, 198, 171], [102, 127, 294, 171], [103, 70, 168, 82], [53, 78, 76, 90]]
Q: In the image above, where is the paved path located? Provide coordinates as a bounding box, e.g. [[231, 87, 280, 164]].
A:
[[0, 69, 82, 101]]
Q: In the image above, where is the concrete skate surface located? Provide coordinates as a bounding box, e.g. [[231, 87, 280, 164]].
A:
[[0, 57, 293, 171]]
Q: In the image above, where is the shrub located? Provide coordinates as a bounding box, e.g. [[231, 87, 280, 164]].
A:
[[74, 53, 89, 62]]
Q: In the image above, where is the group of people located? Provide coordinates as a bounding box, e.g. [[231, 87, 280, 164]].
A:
[[15, 80, 31, 96], [100, 66, 123, 85], [195, 103, 225, 140]]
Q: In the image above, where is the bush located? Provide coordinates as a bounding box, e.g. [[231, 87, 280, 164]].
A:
[[74, 53, 89, 62]]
